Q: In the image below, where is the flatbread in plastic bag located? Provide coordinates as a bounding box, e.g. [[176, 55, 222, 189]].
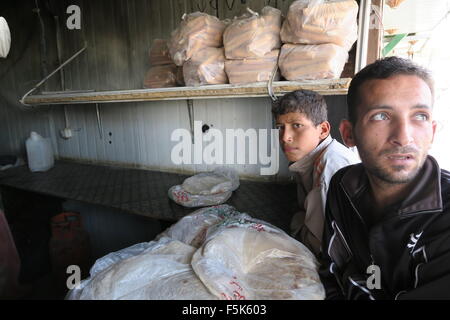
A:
[[67, 237, 216, 300], [279, 43, 348, 80], [168, 168, 240, 207], [149, 39, 173, 66], [156, 205, 249, 248], [223, 6, 282, 59], [143, 64, 178, 88], [386, 0, 406, 8], [67, 205, 325, 300], [225, 49, 280, 84], [191, 216, 325, 300], [280, 0, 358, 51], [183, 47, 228, 86], [169, 12, 226, 66]]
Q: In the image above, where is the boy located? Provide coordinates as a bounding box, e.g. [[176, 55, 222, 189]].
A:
[[272, 90, 359, 256]]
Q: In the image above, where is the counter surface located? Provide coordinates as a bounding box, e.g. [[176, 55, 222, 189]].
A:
[[0, 161, 298, 232]]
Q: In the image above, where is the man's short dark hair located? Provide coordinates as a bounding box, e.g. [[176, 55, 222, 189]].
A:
[[271, 89, 328, 126], [347, 56, 434, 124]]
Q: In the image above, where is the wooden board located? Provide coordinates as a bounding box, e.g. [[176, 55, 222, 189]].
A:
[[24, 78, 351, 105]]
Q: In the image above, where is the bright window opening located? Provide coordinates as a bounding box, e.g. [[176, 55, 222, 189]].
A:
[[383, 0, 450, 170]]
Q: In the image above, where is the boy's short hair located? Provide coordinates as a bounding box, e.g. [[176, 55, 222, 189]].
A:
[[347, 56, 434, 124], [271, 90, 328, 126]]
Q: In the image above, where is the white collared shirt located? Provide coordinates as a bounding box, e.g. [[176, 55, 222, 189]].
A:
[[288, 135, 360, 255]]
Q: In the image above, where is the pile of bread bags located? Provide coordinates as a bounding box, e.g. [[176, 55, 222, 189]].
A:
[[67, 169, 324, 300], [143, 39, 184, 88], [66, 205, 325, 300], [143, 0, 358, 88], [279, 0, 358, 80]]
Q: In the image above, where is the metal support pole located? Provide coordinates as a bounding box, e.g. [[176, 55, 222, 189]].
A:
[[355, 0, 372, 73]]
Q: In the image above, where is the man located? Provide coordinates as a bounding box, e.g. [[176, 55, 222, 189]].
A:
[[319, 56, 450, 299], [272, 90, 359, 257]]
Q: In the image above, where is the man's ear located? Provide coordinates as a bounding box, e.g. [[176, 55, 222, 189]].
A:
[[319, 121, 331, 140], [430, 120, 438, 144], [339, 119, 356, 147]]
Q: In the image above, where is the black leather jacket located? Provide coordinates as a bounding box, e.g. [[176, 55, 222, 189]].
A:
[[319, 156, 450, 299]]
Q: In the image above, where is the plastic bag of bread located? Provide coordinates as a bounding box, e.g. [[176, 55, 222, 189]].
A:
[[280, 0, 358, 51], [279, 43, 348, 80], [191, 215, 325, 300], [223, 6, 282, 59], [225, 49, 280, 84], [169, 12, 227, 66], [168, 168, 239, 207], [143, 64, 177, 88], [66, 204, 325, 300], [386, 0, 406, 8], [156, 205, 247, 248], [148, 39, 173, 66], [183, 47, 228, 86], [176, 66, 185, 86], [66, 237, 217, 300]]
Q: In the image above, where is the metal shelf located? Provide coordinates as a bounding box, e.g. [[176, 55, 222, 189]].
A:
[[23, 78, 351, 106]]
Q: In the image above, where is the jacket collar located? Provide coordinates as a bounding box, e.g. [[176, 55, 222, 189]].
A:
[[340, 155, 443, 216], [288, 135, 332, 174]]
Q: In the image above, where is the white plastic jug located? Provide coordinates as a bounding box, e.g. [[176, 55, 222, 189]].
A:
[[25, 132, 54, 172]]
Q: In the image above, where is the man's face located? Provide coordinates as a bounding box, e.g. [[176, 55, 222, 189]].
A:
[[276, 112, 326, 162], [352, 74, 436, 184]]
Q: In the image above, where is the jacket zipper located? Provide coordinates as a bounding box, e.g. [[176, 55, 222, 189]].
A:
[[331, 220, 353, 258], [340, 183, 369, 230], [340, 182, 378, 299]]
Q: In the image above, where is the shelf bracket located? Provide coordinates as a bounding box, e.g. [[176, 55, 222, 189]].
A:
[[186, 99, 195, 144], [96, 103, 103, 139], [20, 43, 88, 107]]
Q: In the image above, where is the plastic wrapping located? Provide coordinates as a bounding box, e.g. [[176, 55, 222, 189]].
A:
[[191, 215, 325, 300], [67, 205, 325, 300], [169, 12, 227, 66], [182, 168, 239, 195], [156, 205, 249, 248], [168, 168, 240, 208], [0, 17, 11, 58], [143, 64, 178, 88], [225, 49, 280, 84], [176, 66, 185, 86], [148, 39, 173, 66], [279, 43, 348, 80], [183, 47, 228, 86], [386, 0, 406, 8], [66, 237, 217, 300], [223, 6, 282, 59], [280, 0, 358, 51]]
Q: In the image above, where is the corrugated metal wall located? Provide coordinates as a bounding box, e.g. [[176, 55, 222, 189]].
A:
[[0, 0, 57, 158], [0, 0, 349, 180]]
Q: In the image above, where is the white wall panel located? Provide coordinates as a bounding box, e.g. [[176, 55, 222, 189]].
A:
[[0, 0, 348, 181], [47, 96, 297, 180]]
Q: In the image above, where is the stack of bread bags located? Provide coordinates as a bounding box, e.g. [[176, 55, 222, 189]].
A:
[[169, 12, 228, 86], [224, 6, 282, 84], [143, 39, 179, 88], [279, 0, 359, 81]]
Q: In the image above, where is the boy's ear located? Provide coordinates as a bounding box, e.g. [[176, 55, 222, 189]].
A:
[[339, 119, 356, 147], [319, 121, 331, 140]]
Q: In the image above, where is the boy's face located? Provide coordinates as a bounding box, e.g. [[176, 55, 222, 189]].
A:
[[276, 112, 327, 162]]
